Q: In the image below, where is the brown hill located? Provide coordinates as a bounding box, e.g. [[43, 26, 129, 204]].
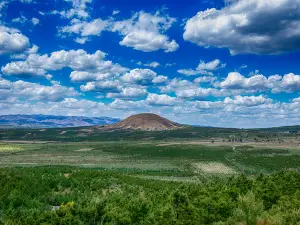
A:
[[104, 113, 183, 131]]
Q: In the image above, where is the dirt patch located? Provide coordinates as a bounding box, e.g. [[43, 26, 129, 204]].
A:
[[79, 129, 93, 133], [59, 131, 67, 135], [193, 162, 236, 174]]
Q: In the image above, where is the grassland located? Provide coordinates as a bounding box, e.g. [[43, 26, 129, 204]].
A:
[[0, 140, 299, 177]]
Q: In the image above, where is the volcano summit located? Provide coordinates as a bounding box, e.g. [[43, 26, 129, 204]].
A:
[[104, 113, 183, 131]]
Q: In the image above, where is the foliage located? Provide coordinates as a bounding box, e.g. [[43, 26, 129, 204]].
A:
[[0, 167, 300, 224]]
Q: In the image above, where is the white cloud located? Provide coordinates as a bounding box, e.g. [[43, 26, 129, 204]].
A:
[[220, 72, 273, 91], [18, 0, 33, 3], [119, 31, 178, 52], [112, 11, 179, 52], [32, 17, 39, 25], [121, 68, 157, 85], [281, 73, 300, 92], [0, 77, 79, 102], [292, 97, 300, 103], [152, 75, 168, 84], [60, 18, 110, 39], [184, 0, 300, 55], [12, 15, 39, 26], [80, 80, 122, 92], [224, 95, 272, 107], [178, 59, 225, 76], [197, 59, 226, 71], [146, 93, 177, 106], [107, 87, 147, 99], [109, 99, 145, 110], [58, 9, 179, 51], [12, 15, 27, 23], [176, 88, 220, 100], [165, 63, 176, 67], [10, 44, 39, 60], [112, 10, 120, 16], [74, 37, 88, 44], [60, 0, 92, 19], [177, 69, 201, 76], [1, 61, 47, 78], [219, 72, 300, 93], [0, 26, 30, 54], [70, 71, 111, 82], [160, 78, 194, 93], [0, 1, 8, 11], [144, 61, 160, 68], [2, 49, 128, 79], [194, 76, 217, 84]]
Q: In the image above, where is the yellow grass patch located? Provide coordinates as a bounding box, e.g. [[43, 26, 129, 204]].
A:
[[0, 144, 24, 153], [74, 148, 94, 152]]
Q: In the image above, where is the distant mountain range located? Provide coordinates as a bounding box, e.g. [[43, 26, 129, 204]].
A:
[[0, 114, 120, 128]]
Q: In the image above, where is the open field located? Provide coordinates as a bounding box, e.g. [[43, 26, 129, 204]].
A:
[[0, 140, 299, 176]]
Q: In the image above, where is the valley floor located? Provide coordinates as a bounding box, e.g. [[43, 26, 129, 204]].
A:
[[1, 140, 300, 224]]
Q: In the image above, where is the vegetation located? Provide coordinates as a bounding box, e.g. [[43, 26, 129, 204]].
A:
[[0, 126, 299, 224], [0, 125, 299, 142], [0, 167, 300, 224], [0, 142, 299, 175]]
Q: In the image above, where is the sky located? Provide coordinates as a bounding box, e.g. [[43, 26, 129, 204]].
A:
[[0, 0, 300, 128]]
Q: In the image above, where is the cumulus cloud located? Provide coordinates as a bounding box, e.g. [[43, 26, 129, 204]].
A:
[[152, 75, 168, 84], [160, 78, 195, 93], [0, 26, 30, 54], [178, 59, 225, 76], [70, 71, 111, 82], [292, 97, 300, 103], [176, 87, 221, 100], [224, 95, 272, 107], [112, 11, 179, 52], [1, 61, 49, 78], [80, 80, 122, 92], [220, 72, 300, 93], [281, 73, 300, 92], [58, 9, 179, 51], [184, 0, 300, 55], [0, 77, 79, 102], [109, 99, 145, 110], [197, 59, 226, 71], [10, 44, 39, 60], [2, 49, 128, 79], [0, 97, 112, 117], [194, 76, 217, 84], [107, 87, 147, 99], [220, 72, 276, 91], [60, 18, 110, 42], [146, 93, 177, 106], [121, 68, 157, 85]]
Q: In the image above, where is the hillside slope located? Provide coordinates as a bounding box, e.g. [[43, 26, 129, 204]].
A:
[[103, 113, 183, 131]]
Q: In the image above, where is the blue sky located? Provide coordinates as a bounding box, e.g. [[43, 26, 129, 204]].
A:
[[0, 0, 299, 128]]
